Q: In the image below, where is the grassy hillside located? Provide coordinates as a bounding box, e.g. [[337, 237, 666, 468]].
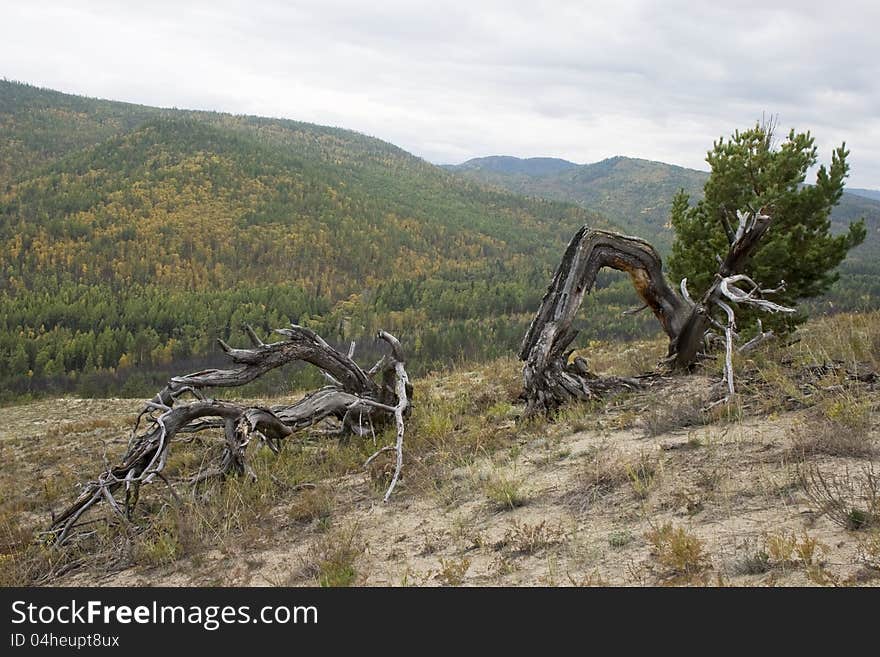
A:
[[1, 81, 666, 401]]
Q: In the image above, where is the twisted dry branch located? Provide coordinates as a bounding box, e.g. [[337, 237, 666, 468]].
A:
[[714, 274, 795, 397], [362, 330, 410, 501], [46, 325, 411, 545]]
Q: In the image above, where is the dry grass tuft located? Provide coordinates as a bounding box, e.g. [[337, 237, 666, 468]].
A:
[[562, 448, 660, 512], [287, 485, 334, 525], [731, 548, 771, 576], [483, 471, 528, 511], [496, 520, 564, 556], [641, 393, 708, 437], [788, 390, 875, 457], [856, 530, 880, 571], [298, 524, 364, 587], [645, 522, 708, 577], [799, 463, 879, 530], [435, 557, 471, 586]]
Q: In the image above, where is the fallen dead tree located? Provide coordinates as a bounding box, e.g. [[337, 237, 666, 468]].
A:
[[47, 325, 411, 545], [520, 210, 795, 416]]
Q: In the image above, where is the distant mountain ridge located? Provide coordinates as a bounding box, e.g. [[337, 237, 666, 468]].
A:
[[446, 155, 707, 249], [446, 155, 880, 263], [451, 156, 579, 177], [847, 187, 880, 202]]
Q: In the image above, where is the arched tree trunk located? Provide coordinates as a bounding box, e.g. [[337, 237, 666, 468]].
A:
[[520, 211, 790, 417]]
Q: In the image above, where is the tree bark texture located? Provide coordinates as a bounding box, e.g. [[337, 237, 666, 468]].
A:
[[520, 213, 775, 416], [48, 325, 411, 545]]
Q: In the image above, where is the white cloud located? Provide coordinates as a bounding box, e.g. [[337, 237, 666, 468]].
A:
[[1, 0, 878, 186]]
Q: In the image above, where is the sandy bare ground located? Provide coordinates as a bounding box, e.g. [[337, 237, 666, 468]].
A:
[[2, 370, 877, 587]]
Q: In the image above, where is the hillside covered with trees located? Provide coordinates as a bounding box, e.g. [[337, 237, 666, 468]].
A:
[[1, 80, 667, 401], [446, 155, 880, 291], [3, 81, 876, 402]]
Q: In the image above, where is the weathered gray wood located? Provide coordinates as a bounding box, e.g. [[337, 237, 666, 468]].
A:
[[520, 228, 688, 362], [520, 229, 685, 416], [48, 325, 410, 545], [520, 212, 783, 416]]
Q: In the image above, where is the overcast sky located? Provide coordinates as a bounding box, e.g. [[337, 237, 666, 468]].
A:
[[2, 0, 878, 188]]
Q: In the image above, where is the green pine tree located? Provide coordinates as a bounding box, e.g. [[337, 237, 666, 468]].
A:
[[668, 121, 866, 334], [8, 343, 29, 376]]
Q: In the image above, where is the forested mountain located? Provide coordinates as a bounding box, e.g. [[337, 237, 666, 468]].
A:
[[447, 156, 699, 249], [1, 80, 663, 401], [453, 156, 579, 177], [3, 80, 876, 402], [0, 80, 167, 187], [447, 155, 880, 252], [447, 154, 880, 309], [847, 187, 880, 202]]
